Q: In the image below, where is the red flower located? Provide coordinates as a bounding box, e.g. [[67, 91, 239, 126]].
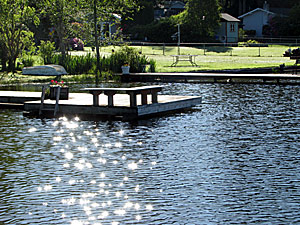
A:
[[50, 80, 66, 87]]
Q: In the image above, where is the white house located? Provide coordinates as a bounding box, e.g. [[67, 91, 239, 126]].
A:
[[216, 13, 240, 43], [238, 3, 276, 37], [99, 14, 121, 39]]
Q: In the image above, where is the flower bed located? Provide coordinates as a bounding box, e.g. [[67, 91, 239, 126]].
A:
[[49, 80, 69, 100]]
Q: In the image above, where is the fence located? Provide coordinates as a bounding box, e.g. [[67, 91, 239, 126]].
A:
[[128, 41, 300, 58], [241, 36, 300, 45]]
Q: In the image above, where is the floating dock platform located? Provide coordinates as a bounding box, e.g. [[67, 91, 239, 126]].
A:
[[0, 87, 202, 120]]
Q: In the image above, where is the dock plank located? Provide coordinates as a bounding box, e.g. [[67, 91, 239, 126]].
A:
[[0, 91, 42, 104], [25, 93, 199, 107]]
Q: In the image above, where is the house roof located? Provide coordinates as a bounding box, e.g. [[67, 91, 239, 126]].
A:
[[165, 1, 185, 9], [221, 13, 240, 22], [112, 14, 121, 21], [238, 8, 276, 19]]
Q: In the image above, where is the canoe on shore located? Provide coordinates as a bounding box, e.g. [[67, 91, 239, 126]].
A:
[[22, 65, 67, 76]]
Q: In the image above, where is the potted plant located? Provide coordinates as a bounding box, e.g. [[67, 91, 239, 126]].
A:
[[49, 80, 69, 100], [121, 63, 130, 75]]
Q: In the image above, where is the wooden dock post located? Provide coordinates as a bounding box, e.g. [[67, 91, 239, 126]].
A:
[[103, 90, 117, 107], [54, 87, 61, 116], [141, 90, 148, 105], [128, 92, 137, 107], [39, 86, 46, 115]]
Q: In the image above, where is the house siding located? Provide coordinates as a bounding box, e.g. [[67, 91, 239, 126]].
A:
[[216, 22, 239, 43], [227, 22, 239, 42], [216, 13, 240, 43], [239, 9, 275, 37]]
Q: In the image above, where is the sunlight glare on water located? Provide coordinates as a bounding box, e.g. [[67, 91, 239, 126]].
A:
[[24, 116, 161, 225], [0, 83, 300, 225]]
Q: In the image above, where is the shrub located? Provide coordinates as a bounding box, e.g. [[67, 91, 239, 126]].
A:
[[39, 41, 56, 64], [108, 46, 154, 73], [43, 46, 156, 75], [149, 59, 156, 72], [21, 58, 34, 67], [20, 42, 37, 68], [47, 53, 96, 75], [246, 39, 259, 44], [244, 30, 256, 36]]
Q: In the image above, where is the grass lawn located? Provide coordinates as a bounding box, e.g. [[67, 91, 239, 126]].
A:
[[0, 44, 298, 85], [82, 44, 297, 72], [0, 72, 96, 85]]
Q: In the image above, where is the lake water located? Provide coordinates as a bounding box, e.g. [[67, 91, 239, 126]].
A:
[[0, 83, 299, 225]]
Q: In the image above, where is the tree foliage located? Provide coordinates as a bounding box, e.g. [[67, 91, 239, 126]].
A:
[[220, 0, 299, 17], [144, 17, 177, 42], [0, 0, 39, 72], [77, 0, 137, 83], [131, 0, 221, 42], [182, 0, 221, 40], [262, 2, 300, 37], [132, 1, 154, 25], [40, 0, 80, 56], [288, 3, 300, 36]]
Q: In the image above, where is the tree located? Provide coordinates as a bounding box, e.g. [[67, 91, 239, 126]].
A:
[[0, 0, 39, 72], [133, 1, 154, 25], [182, 0, 221, 41], [144, 17, 177, 42], [262, 2, 300, 37], [220, 0, 300, 17], [81, 0, 137, 84], [289, 3, 300, 36], [41, 0, 79, 57]]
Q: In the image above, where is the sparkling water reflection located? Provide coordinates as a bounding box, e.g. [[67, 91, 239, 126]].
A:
[[0, 83, 300, 224]]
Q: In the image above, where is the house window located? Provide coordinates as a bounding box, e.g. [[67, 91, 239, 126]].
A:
[[230, 23, 235, 32]]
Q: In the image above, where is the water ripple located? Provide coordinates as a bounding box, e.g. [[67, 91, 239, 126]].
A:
[[0, 83, 299, 224]]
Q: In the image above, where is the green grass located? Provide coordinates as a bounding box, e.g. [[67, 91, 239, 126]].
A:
[[82, 44, 298, 72], [1, 44, 298, 85], [0, 72, 96, 85]]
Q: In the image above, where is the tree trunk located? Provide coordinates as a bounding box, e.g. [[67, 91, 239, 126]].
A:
[[57, 29, 66, 58], [8, 58, 15, 73], [94, 0, 100, 85], [57, 0, 66, 58], [0, 45, 8, 71]]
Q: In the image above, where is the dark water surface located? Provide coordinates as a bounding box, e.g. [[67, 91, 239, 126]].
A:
[[0, 83, 299, 225]]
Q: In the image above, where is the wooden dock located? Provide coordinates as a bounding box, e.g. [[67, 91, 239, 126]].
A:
[[0, 91, 41, 109], [121, 73, 300, 84], [0, 89, 202, 120]]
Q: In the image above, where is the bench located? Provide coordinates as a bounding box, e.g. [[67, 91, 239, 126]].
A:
[[171, 55, 198, 66], [82, 85, 163, 107]]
